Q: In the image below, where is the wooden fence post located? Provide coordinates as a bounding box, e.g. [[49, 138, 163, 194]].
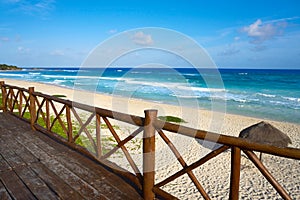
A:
[[96, 113, 102, 159], [0, 81, 7, 112], [29, 87, 36, 130], [66, 105, 73, 143], [229, 146, 241, 200], [143, 109, 157, 200], [46, 99, 50, 130]]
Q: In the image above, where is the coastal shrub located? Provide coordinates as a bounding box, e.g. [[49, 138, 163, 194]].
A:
[[0, 64, 20, 70], [158, 115, 187, 123]]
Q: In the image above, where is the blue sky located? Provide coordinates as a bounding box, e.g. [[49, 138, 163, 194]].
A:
[[0, 0, 300, 69]]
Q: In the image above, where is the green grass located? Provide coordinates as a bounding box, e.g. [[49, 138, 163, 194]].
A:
[[100, 123, 120, 130], [52, 94, 67, 98], [23, 112, 84, 146], [158, 115, 187, 123]]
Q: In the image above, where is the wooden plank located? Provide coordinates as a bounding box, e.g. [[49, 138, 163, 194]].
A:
[[0, 180, 12, 200], [52, 151, 142, 199], [0, 113, 143, 199], [17, 136, 101, 199], [0, 169, 36, 200], [14, 165, 59, 200], [31, 132, 138, 194], [17, 124, 143, 199], [0, 144, 26, 169], [0, 133, 39, 166], [30, 163, 84, 200], [11, 143, 39, 164], [0, 155, 12, 172]]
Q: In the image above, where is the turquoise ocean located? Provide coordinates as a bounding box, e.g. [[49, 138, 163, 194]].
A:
[[0, 68, 299, 124]]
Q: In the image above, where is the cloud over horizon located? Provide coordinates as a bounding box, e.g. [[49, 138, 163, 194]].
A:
[[5, 0, 55, 16], [218, 45, 240, 56], [50, 49, 65, 56], [132, 31, 154, 46], [242, 19, 287, 44]]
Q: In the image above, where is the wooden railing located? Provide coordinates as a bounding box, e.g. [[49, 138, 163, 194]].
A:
[[1, 81, 300, 200]]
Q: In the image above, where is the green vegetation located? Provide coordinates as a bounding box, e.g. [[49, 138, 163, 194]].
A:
[[22, 112, 84, 145], [100, 123, 120, 130], [0, 64, 21, 70], [52, 94, 67, 98], [158, 115, 187, 123]]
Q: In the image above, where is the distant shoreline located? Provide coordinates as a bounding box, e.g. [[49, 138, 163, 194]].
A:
[[0, 64, 22, 71]]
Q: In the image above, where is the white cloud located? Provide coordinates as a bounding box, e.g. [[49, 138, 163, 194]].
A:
[[250, 45, 267, 52], [17, 46, 30, 54], [108, 29, 117, 34], [6, 0, 55, 16], [0, 37, 9, 42], [242, 19, 287, 44], [218, 45, 240, 56], [266, 16, 300, 24], [234, 36, 240, 41], [50, 49, 64, 56], [132, 31, 154, 46]]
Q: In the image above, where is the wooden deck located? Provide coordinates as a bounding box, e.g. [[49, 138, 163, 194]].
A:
[[0, 113, 143, 200]]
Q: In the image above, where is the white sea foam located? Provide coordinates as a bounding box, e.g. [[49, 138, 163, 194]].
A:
[[53, 80, 66, 84], [28, 72, 41, 75], [256, 93, 276, 98], [282, 96, 300, 102], [0, 73, 24, 77], [130, 71, 152, 74]]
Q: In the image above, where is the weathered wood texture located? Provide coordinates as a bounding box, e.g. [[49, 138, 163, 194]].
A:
[[0, 113, 142, 200]]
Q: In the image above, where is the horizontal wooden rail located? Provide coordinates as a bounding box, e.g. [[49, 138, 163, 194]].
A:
[[155, 120, 300, 160], [33, 91, 144, 127], [2, 83, 28, 92]]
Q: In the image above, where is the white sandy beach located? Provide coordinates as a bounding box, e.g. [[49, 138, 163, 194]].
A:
[[2, 78, 300, 199]]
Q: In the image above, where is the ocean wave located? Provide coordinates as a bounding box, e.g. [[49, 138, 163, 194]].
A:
[[130, 71, 152, 74], [188, 86, 226, 93], [63, 69, 81, 72], [282, 96, 300, 102], [0, 73, 24, 77], [256, 93, 276, 98], [53, 80, 66, 84], [99, 77, 123, 81], [182, 73, 200, 77], [28, 72, 41, 75], [171, 94, 200, 98], [42, 74, 102, 79], [42, 75, 75, 79], [122, 79, 226, 93]]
